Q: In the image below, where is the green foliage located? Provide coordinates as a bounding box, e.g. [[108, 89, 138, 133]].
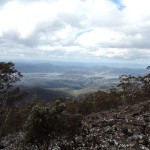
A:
[[23, 100, 82, 148], [0, 62, 25, 140], [0, 62, 24, 106], [117, 75, 141, 103], [0, 62, 22, 90], [117, 66, 150, 104], [140, 72, 150, 99], [0, 100, 42, 138]]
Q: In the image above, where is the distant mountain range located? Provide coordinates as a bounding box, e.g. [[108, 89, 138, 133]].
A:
[[15, 62, 149, 75], [15, 63, 64, 73]]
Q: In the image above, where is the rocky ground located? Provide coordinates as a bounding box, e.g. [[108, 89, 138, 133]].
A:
[[1, 100, 150, 150], [52, 100, 150, 150]]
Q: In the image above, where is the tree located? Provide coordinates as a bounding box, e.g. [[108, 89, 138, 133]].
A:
[[117, 66, 150, 104], [147, 66, 150, 69], [0, 62, 24, 140], [0, 62, 22, 106], [140, 66, 150, 99], [117, 75, 142, 103]]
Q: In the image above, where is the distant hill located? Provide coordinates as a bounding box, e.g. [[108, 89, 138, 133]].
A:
[[15, 63, 64, 73], [15, 62, 149, 75], [21, 87, 72, 102]]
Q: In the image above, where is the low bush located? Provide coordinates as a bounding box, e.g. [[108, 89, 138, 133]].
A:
[[23, 100, 82, 149]]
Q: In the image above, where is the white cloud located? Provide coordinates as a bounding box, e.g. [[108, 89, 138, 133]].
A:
[[0, 0, 150, 63], [76, 28, 124, 47]]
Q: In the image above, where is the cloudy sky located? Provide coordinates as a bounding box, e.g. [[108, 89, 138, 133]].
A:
[[0, 0, 150, 64]]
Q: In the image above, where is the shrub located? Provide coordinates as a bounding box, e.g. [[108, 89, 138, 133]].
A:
[[23, 100, 82, 149]]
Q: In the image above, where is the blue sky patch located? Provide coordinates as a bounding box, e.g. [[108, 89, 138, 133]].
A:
[[111, 0, 125, 10], [76, 29, 93, 38]]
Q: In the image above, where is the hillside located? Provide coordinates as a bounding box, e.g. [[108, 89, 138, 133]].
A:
[[54, 100, 150, 149], [22, 87, 71, 102], [1, 100, 150, 149]]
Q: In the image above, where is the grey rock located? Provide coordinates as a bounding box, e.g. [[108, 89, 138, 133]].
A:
[[145, 123, 150, 135]]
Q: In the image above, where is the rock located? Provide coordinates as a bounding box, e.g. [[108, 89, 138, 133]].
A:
[[103, 126, 112, 134], [0, 144, 5, 149], [133, 119, 146, 126], [145, 123, 150, 135], [132, 110, 142, 117], [122, 125, 134, 136], [117, 113, 125, 119], [138, 139, 145, 144], [140, 145, 149, 150]]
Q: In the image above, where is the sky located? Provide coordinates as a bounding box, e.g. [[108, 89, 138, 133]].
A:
[[0, 0, 150, 64]]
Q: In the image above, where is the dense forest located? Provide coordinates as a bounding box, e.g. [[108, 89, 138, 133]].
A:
[[0, 62, 150, 150]]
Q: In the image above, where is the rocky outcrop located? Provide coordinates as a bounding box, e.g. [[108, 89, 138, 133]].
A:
[[53, 100, 150, 149], [1, 100, 150, 150]]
